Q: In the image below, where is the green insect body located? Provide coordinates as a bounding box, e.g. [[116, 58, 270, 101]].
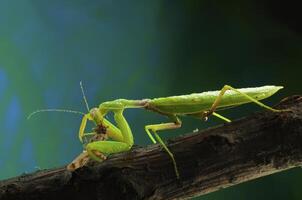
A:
[[28, 84, 284, 178], [148, 85, 282, 113], [75, 85, 283, 178]]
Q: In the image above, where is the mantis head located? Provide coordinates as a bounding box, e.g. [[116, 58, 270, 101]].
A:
[[78, 81, 108, 143], [78, 107, 109, 143], [78, 108, 108, 144]]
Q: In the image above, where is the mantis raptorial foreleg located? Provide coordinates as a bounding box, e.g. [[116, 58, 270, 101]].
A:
[[99, 101, 183, 177], [79, 112, 124, 143], [79, 114, 92, 142], [85, 109, 133, 161], [71, 105, 134, 170], [86, 141, 130, 161], [69, 110, 127, 171]]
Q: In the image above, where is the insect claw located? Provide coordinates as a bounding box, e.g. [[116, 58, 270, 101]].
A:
[[201, 110, 212, 121]]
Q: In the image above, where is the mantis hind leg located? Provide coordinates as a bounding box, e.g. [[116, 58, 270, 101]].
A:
[[204, 85, 280, 118], [86, 141, 131, 162], [145, 115, 182, 178]]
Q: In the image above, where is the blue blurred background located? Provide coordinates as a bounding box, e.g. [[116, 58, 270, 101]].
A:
[[0, 1, 301, 199]]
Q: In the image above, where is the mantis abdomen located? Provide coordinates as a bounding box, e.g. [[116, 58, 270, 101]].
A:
[[147, 85, 283, 115]]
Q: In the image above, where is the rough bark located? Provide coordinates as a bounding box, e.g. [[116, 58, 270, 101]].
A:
[[1, 95, 302, 200]]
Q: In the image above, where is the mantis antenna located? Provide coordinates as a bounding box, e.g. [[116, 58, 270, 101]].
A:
[[27, 81, 90, 119], [80, 81, 90, 112], [27, 109, 86, 119]]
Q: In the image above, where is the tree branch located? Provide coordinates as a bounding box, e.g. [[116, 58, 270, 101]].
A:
[[1, 95, 302, 200]]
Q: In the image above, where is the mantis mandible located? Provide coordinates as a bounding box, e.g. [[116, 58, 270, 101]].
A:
[[28, 84, 284, 178]]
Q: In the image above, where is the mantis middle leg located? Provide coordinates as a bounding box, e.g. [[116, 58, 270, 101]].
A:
[[99, 99, 182, 178], [145, 115, 182, 178], [86, 140, 131, 161]]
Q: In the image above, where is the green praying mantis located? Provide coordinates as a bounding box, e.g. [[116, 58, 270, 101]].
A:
[[28, 84, 285, 178]]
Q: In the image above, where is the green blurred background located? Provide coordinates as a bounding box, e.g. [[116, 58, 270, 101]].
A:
[[0, 1, 301, 199]]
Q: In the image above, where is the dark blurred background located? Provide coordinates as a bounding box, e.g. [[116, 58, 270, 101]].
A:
[[0, 1, 301, 199]]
